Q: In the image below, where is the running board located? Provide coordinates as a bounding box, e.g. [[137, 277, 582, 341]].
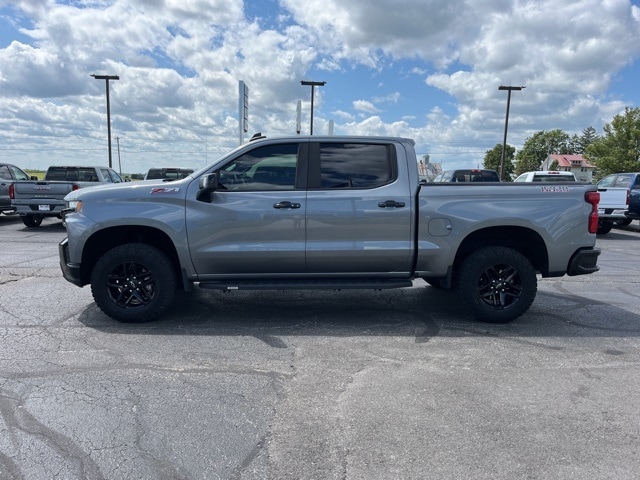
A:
[[199, 278, 413, 291]]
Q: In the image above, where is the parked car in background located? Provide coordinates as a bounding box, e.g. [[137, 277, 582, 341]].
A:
[[514, 171, 576, 182], [145, 167, 194, 181], [597, 172, 640, 226], [0, 163, 37, 215], [432, 169, 500, 182], [10, 166, 123, 227]]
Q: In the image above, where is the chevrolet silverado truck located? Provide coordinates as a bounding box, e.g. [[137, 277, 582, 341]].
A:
[[59, 136, 601, 324], [10, 165, 124, 227]]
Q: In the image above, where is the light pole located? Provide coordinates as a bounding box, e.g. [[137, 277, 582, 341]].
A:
[[300, 80, 326, 135], [91, 74, 119, 168], [498, 85, 525, 180]]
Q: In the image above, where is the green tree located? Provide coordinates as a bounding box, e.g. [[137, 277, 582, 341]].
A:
[[483, 143, 515, 180], [514, 129, 572, 175], [585, 107, 640, 180], [569, 126, 599, 154]]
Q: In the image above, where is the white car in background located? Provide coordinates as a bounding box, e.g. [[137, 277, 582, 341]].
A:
[[514, 171, 576, 182]]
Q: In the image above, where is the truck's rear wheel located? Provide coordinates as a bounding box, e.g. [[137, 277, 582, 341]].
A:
[[91, 243, 176, 323], [22, 215, 43, 228], [457, 246, 537, 323]]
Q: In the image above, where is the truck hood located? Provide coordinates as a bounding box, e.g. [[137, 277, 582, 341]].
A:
[[64, 178, 192, 202]]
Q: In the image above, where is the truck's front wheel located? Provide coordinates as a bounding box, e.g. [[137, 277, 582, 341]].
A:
[[457, 246, 537, 323], [91, 243, 177, 323]]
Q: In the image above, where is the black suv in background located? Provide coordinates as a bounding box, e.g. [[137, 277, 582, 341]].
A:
[[432, 169, 500, 182]]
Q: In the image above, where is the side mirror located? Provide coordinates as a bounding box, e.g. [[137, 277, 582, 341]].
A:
[[199, 173, 219, 191], [196, 173, 219, 202]]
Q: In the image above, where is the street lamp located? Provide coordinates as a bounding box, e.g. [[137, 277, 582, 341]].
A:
[[498, 85, 525, 180], [91, 74, 119, 168], [300, 80, 326, 135]]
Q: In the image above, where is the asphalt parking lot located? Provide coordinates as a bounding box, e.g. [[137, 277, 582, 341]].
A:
[[1, 214, 640, 480]]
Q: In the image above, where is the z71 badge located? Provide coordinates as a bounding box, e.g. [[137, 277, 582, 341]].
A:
[[150, 187, 180, 194]]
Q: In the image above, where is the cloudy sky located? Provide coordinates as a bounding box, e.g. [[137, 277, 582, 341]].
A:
[[1, 0, 639, 174]]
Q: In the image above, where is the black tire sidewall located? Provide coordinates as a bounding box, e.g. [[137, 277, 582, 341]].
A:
[[597, 221, 613, 234], [457, 246, 537, 323], [22, 215, 43, 227], [91, 243, 176, 322]]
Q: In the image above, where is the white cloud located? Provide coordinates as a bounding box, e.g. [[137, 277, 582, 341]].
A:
[[0, 0, 639, 172], [353, 100, 378, 113]]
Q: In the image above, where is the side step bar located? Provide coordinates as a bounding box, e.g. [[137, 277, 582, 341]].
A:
[[199, 278, 413, 291]]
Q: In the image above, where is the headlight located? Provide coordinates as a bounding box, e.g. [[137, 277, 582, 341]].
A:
[[66, 200, 83, 213]]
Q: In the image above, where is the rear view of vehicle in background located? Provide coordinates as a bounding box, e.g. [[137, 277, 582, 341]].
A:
[[432, 169, 500, 182], [0, 163, 36, 215], [514, 171, 577, 182], [10, 166, 124, 227], [145, 167, 194, 181], [597, 172, 639, 227]]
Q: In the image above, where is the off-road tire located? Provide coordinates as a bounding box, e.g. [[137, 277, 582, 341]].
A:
[[91, 243, 176, 323], [457, 246, 537, 323]]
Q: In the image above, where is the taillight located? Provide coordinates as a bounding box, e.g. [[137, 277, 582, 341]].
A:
[[9, 183, 14, 199], [586, 191, 600, 234]]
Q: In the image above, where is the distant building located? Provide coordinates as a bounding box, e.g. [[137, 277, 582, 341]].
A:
[[540, 154, 595, 183]]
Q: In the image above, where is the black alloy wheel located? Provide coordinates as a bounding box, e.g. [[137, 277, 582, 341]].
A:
[[91, 243, 176, 322], [457, 246, 537, 323]]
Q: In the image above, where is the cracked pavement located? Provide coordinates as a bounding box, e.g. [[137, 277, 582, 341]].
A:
[[1, 215, 640, 479]]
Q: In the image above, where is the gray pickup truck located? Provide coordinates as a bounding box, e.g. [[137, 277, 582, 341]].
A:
[[59, 136, 601, 324], [10, 165, 124, 227]]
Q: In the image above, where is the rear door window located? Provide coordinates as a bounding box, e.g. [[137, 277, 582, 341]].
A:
[[314, 143, 394, 189]]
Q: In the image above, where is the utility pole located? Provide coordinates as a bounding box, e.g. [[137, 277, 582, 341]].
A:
[[300, 80, 326, 135], [91, 74, 119, 168], [498, 85, 525, 180], [115, 136, 121, 174]]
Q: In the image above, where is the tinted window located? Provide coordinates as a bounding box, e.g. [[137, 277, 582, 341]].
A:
[[0, 165, 10, 180], [612, 174, 632, 188], [319, 143, 392, 189], [146, 168, 193, 180], [439, 170, 500, 182], [597, 175, 614, 187], [218, 143, 298, 191], [10, 166, 30, 181], [532, 175, 575, 182]]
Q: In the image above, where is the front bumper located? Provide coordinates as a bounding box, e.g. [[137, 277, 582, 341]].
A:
[[567, 247, 600, 276], [59, 237, 84, 287]]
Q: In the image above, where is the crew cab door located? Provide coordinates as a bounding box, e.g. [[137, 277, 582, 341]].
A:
[[185, 142, 307, 276], [304, 141, 413, 273]]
